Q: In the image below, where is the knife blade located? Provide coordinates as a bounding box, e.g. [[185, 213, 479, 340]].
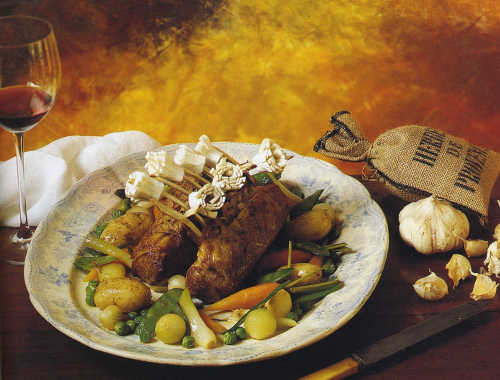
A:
[[299, 299, 490, 380]]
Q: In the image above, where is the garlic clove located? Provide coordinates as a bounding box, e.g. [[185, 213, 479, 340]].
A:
[[445, 254, 471, 288], [494, 224, 500, 240], [470, 273, 498, 301], [399, 196, 470, 255], [413, 271, 449, 301], [464, 239, 489, 257], [484, 241, 500, 277]]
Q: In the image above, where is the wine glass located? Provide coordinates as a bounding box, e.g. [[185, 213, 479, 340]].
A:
[[0, 15, 61, 264]]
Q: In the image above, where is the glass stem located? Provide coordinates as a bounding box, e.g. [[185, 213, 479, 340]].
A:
[[13, 132, 32, 239]]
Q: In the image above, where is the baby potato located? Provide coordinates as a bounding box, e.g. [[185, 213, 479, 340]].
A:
[[94, 277, 152, 312], [245, 308, 277, 340], [265, 289, 292, 318], [99, 262, 126, 281], [285, 209, 332, 242], [99, 305, 123, 330], [155, 313, 187, 344], [312, 203, 336, 223]]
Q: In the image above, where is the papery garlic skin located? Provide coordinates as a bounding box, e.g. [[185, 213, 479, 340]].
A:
[[125, 171, 164, 202], [145, 151, 184, 182], [194, 135, 223, 168], [251, 138, 290, 174], [484, 241, 500, 277], [413, 271, 449, 301], [470, 273, 498, 301], [399, 196, 470, 255], [445, 254, 471, 288]]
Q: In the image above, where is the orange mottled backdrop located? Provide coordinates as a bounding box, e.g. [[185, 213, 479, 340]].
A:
[[1, 0, 499, 174]]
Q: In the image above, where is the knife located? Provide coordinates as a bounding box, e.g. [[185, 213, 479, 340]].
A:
[[299, 299, 490, 380]]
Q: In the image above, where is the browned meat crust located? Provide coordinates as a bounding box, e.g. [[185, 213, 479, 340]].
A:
[[186, 183, 296, 302], [132, 180, 200, 284]]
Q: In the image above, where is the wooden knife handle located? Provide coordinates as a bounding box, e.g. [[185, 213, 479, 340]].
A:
[[298, 357, 360, 380]]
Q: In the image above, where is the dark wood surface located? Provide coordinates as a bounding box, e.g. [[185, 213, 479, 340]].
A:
[[2, 178, 500, 380]]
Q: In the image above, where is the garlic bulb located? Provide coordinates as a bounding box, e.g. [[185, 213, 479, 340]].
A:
[[470, 273, 498, 301], [484, 241, 500, 277], [445, 254, 471, 288], [413, 271, 448, 301], [399, 196, 469, 255]]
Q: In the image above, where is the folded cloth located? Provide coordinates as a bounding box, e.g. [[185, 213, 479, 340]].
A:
[[0, 131, 161, 227]]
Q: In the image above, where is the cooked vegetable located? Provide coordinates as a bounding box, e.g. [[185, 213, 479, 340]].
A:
[[114, 320, 132, 336], [288, 278, 341, 294], [83, 268, 99, 282], [308, 255, 324, 267], [252, 172, 281, 185], [258, 248, 312, 271], [135, 288, 187, 343], [265, 289, 292, 318], [223, 331, 238, 345], [85, 235, 132, 268], [244, 308, 277, 340], [99, 305, 123, 330], [283, 263, 322, 285], [179, 288, 217, 349], [94, 277, 152, 312], [155, 313, 187, 344], [290, 189, 324, 219], [199, 310, 227, 334], [203, 282, 280, 312], [85, 280, 99, 306], [126, 319, 137, 331], [100, 205, 152, 248], [236, 327, 247, 339], [267, 173, 302, 202], [285, 208, 333, 242], [277, 317, 297, 329], [98, 262, 126, 281], [74, 255, 116, 273], [312, 203, 335, 223], [168, 274, 186, 290], [182, 335, 195, 349], [294, 282, 344, 306], [257, 267, 294, 284]]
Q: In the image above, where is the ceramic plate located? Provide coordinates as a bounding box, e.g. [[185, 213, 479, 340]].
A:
[[25, 142, 388, 365]]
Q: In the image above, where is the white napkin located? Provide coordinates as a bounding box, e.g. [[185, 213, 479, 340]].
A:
[[0, 131, 161, 227]]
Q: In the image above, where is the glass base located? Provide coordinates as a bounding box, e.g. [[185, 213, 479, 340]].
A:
[[1, 226, 35, 265]]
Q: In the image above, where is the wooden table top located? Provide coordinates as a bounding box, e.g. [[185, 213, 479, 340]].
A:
[[2, 177, 500, 380]]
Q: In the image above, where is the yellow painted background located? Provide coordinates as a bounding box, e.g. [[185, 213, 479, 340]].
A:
[[1, 0, 499, 174]]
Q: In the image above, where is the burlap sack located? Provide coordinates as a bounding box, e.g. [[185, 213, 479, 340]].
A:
[[314, 111, 500, 220]]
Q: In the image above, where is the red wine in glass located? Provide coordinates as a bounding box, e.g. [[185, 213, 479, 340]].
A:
[[0, 85, 53, 132]]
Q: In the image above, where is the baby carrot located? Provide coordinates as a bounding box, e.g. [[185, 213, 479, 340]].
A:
[[199, 310, 227, 334], [204, 282, 280, 312], [308, 255, 324, 267], [258, 249, 312, 271], [83, 267, 99, 282]]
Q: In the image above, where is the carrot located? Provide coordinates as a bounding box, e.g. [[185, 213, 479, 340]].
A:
[[204, 282, 280, 312], [258, 249, 312, 271], [83, 267, 99, 282], [309, 255, 324, 267], [199, 310, 227, 334]]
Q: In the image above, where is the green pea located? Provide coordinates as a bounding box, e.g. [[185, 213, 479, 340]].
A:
[[126, 319, 137, 332], [182, 335, 195, 349], [235, 327, 247, 340], [114, 321, 131, 336], [223, 331, 238, 345], [127, 311, 139, 319]]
